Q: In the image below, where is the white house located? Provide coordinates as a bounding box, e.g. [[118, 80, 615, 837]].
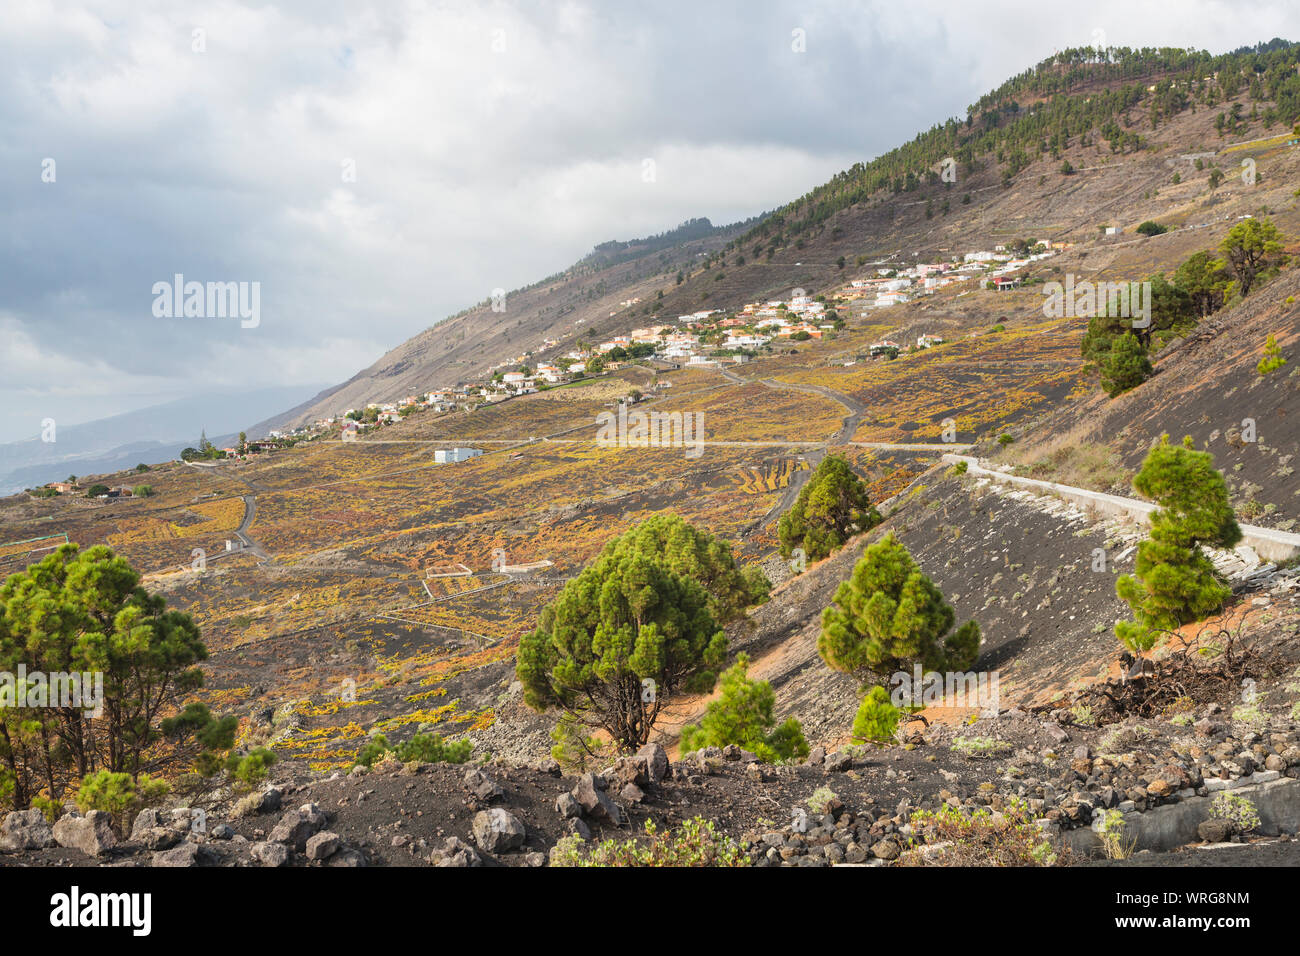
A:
[[435, 447, 483, 464]]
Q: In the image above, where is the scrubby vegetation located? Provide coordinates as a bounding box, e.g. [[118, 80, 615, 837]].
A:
[[905, 799, 1065, 866], [353, 732, 472, 768], [550, 816, 750, 867], [680, 653, 809, 763]]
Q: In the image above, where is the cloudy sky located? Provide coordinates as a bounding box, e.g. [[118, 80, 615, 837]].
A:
[[2, 0, 1297, 442]]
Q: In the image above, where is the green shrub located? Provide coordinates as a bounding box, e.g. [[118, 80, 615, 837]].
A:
[[851, 686, 900, 744], [32, 795, 63, 824], [394, 732, 472, 764], [1209, 792, 1260, 832], [75, 770, 169, 830], [355, 734, 392, 767], [227, 747, 277, 789], [806, 787, 839, 814], [353, 732, 472, 768], [679, 653, 809, 763], [550, 817, 749, 867], [550, 715, 609, 772], [1257, 333, 1287, 374]]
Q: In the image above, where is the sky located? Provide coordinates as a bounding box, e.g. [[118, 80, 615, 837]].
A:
[[2, 0, 1298, 443]]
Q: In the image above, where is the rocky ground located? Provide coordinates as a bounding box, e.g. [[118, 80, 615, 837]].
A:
[[4, 683, 1299, 868]]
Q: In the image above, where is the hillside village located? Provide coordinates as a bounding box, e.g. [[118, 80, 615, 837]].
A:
[[248, 240, 1064, 448]]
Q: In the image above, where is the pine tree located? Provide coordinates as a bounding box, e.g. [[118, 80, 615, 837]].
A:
[[1115, 436, 1242, 652], [0, 545, 221, 809], [679, 653, 809, 762], [1216, 217, 1288, 297], [606, 513, 757, 623], [819, 533, 980, 686], [1257, 333, 1287, 375], [1100, 332, 1153, 397], [778, 454, 880, 562], [516, 519, 727, 751]]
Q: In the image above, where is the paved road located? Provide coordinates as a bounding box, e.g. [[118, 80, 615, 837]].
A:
[[945, 453, 1300, 563]]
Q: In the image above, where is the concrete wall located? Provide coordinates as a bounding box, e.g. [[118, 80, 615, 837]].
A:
[[1066, 777, 1300, 857]]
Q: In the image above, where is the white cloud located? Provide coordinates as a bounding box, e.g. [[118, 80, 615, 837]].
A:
[[0, 0, 1296, 441]]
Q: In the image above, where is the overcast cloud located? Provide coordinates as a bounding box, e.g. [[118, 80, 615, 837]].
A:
[[1, 0, 1297, 442]]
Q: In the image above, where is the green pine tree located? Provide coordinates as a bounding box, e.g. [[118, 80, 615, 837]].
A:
[[1115, 436, 1243, 652], [819, 532, 980, 686], [679, 653, 809, 762], [605, 513, 758, 623], [1257, 333, 1287, 375], [1100, 332, 1153, 397], [852, 686, 900, 744], [1216, 217, 1288, 297], [516, 519, 727, 751], [778, 454, 881, 562]]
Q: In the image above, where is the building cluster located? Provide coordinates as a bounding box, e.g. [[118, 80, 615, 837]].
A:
[[840, 242, 1065, 306], [267, 238, 1070, 445]]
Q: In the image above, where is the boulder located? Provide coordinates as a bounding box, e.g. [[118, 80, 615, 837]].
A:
[[327, 848, 367, 867], [251, 841, 291, 866], [555, 792, 581, 819], [871, 838, 901, 861], [153, 843, 211, 867], [0, 809, 55, 851], [571, 773, 622, 825], [305, 830, 341, 861], [824, 751, 852, 773], [620, 783, 645, 804], [268, 803, 328, 851], [52, 810, 117, 857], [472, 808, 526, 853], [1197, 819, 1235, 843], [135, 826, 183, 851], [429, 836, 481, 867], [464, 768, 504, 802], [636, 742, 670, 784], [608, 756, 649, 789], [532, 757, 562, 776]]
